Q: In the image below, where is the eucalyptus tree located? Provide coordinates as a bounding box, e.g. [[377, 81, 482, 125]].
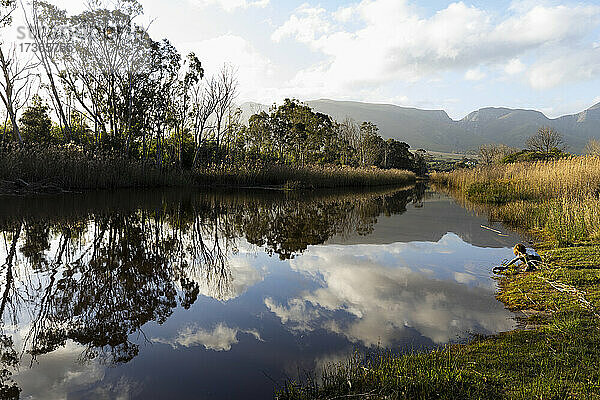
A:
[[24, 0, 71, 138], [145, 39, 180, 166], [246, 110, 274, 158], [0, 0, 21, 143], [334, 118, 360, 166], [0, 0, 15, 27], [171, 52, 204, 166], [59, 0, 151, 150], [359, 121, 382, 167]]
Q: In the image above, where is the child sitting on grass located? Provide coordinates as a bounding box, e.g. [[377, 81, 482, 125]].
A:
[[493, 243, 542, 274]]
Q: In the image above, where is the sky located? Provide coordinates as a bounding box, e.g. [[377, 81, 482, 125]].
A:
[[8, 0, 600, 119]]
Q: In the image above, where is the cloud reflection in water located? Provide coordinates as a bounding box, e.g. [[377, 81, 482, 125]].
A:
[[266, 233, 516, 346]]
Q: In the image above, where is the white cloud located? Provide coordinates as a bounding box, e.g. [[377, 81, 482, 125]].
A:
[[266, 234, 516, 347], [181, 34, 277, 103], [505, 58, 526, 75], [465, 68, 486, 81], [190, 0, 270, 12], [271, 4, 331, 43], [264, 297, 322, 332], [528, 47, 600, 89], [14, 342, 107, 400], [153, 323, 262, 351], [181, 255, 266, 301], [272, 0, 600, 92]]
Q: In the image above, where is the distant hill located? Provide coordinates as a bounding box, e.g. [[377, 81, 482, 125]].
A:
[[239, 100, 600, 153]]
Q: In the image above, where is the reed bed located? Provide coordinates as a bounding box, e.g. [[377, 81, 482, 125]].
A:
[[0, 144, 192, 190], [195, 165, 416, 189], [0, 145, 416, 193], [431, 156, 600, 245], [431, 156, 600, 201]]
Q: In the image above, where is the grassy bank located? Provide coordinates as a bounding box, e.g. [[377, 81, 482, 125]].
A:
[[0, 145, 416, 194], [278, 157, 600, 399]]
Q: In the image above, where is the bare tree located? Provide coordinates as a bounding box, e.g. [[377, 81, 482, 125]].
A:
[[478, 143, 518, 165], [213, 64, 238, 149], [0, 45, 38, 144], [527, 126, 566, 157], [584, 139, 600, 156], [335, 117, 360, 165], [191, 76, 218, 167]]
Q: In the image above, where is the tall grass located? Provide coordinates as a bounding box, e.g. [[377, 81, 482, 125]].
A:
[[0, 144, 416, 193], [0, 144, 193, 190], [195, 165, 416, 189], [431, 156, 600, 245], [432, 156, 600, 200]]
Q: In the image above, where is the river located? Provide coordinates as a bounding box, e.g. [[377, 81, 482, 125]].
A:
[[0, 186, 525, 399]]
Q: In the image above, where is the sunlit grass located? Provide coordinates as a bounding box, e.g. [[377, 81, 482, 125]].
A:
[[432, 157, 600, 246], [277, 311, 600, 399], [431, 156, 600, 200]]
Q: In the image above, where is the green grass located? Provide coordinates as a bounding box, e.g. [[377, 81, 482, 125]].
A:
[[466, 181, 533, 205], [278, 311, 600, 399]]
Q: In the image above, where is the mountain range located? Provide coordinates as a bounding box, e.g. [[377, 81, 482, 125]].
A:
[[239, 100, 600, 153]]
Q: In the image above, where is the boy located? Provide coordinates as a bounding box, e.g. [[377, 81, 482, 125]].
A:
[[493, 244, 542, 273]]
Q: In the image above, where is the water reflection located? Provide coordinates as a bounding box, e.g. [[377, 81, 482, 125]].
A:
[[0, 186, 520, 399], [270, 234, 515, 347]]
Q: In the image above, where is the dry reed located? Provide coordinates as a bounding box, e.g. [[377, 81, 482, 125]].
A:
[[431, 156, 600, 245]]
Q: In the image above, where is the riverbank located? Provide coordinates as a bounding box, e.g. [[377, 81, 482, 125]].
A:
[[278, 157, 600, 399], [0, 145, 416, 194]]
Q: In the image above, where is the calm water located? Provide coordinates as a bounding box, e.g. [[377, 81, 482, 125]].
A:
[[0, 186, 525, 399]]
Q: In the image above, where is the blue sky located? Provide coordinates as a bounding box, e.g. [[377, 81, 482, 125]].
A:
[[16, 0, 600, 119]]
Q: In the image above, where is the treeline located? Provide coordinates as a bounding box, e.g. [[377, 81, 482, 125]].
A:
[[0, 0, 425, 177], [245, 99, 427, 173]]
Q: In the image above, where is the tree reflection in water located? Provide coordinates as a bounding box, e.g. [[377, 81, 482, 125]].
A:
[[0, 186, 422, 397]]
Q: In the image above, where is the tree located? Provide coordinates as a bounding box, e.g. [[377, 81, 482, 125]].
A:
[[384, 139, 413, 170], [479, 143, 518, 165], [169, 52, 204, 166], [0, 0, 15, 28], [58, 0, 151, 147], [359, 121, 383, 167], [526, 126, 566, 157], [0, 45, 38, 144], [20, 95, 52, 143], [584, 139, 600, 156], [24, 1, 71, 138], [213, 64, 238, 150]]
